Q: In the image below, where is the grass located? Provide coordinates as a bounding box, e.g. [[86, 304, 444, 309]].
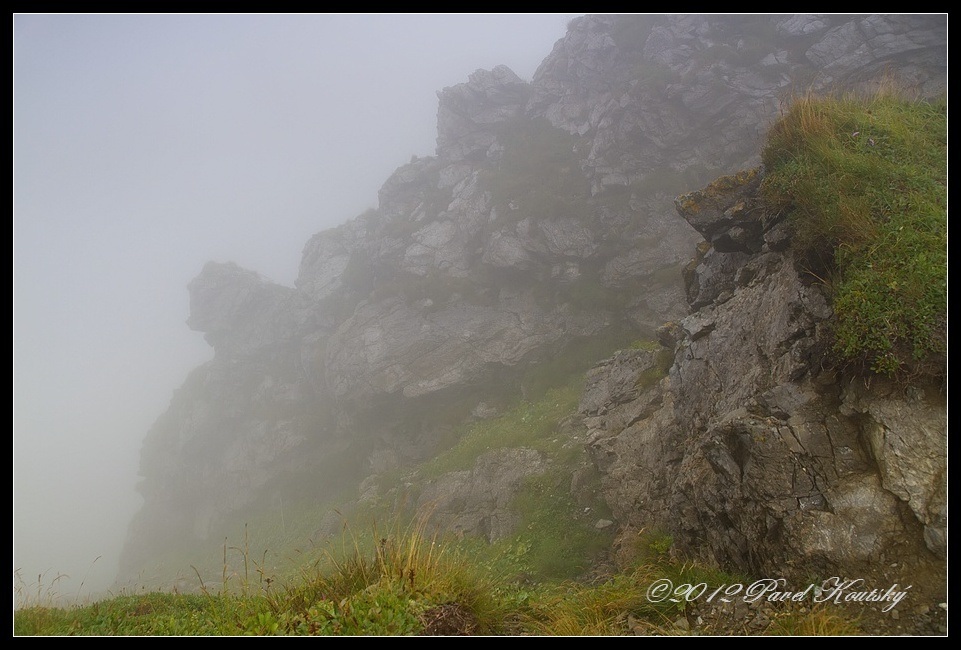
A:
[[469, 465, 613, 582], [14, 514, 502, 636], [417, 382, 581, 479], [764, 605, 863, 636], [760, 87, 946, 377], [117, 334, 634, 604], [119, 493, 356, 599], [271, 513, 507, 635], [15, 517, 863, 636], [519, 569, 679, 635]]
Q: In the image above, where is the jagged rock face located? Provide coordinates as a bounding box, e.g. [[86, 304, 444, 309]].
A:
[[801, 14, 947, 94], [436, 65, 530, 163], [840, 382, 947, 559], [296, 221, 365, 303], [582, 170, 946, 597], [187, 261, 313, 356], [528, 13, 946, 212], [325, 295, 609, 402], [120, 14, 947, 585], [121, 263, 348, 575]]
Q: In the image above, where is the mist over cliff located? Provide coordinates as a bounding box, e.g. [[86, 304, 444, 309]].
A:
[[14, 14, 579, 602], [111, 14, 946, 618]]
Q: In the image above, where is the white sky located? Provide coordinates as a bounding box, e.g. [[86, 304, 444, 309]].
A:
[[13, 12, 580, 601]]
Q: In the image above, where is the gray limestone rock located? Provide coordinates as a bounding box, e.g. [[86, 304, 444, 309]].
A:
[[482, 231, 536, 269], [841, 382, 947, 559], [774, 14, 829, 38], [436, 65, 530, 162], [582, 167, 945, 598], [325, 295, 610, 402], [186, 261, 309, 356]]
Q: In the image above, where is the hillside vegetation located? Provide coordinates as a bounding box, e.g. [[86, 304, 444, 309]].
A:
[[15, 91, 946, 636], [761, 89, 947, 377]]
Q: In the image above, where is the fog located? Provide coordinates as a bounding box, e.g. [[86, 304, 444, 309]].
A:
[[13, 13, 578, 602]]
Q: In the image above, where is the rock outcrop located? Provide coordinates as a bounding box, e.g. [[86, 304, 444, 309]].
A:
[[118, 14, 946, 590], [582, 169, 946, 598]]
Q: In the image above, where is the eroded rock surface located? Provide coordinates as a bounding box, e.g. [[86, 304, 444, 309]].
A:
[[582, 170, 946, 599]]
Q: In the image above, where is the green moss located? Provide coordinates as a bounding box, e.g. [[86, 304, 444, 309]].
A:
[[627, 340, 674, 390], [634, 346, 674, 391], [704, 167, 760, 195], [630, 528, 675, 566]]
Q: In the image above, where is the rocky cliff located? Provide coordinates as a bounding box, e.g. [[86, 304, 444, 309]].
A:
[[582, 168, 946, 601], [118, 14, 946, 594]]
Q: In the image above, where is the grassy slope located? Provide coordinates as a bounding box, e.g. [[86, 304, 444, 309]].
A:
[[761, 89, 947, 376]]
